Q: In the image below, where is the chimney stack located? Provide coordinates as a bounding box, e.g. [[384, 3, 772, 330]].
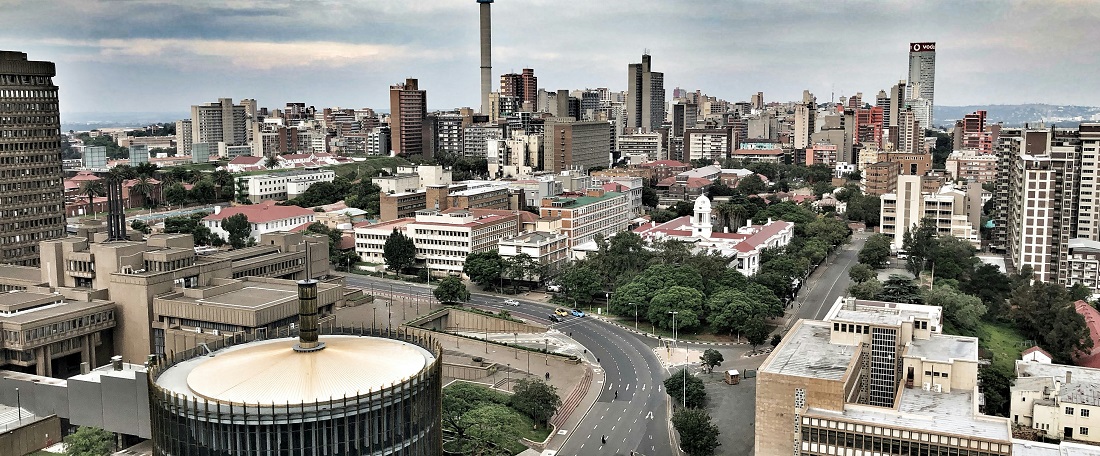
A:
[[294, 279, 325, 352]]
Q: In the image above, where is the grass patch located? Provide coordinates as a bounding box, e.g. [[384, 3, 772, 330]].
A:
[[976, 321, 1028, 372]]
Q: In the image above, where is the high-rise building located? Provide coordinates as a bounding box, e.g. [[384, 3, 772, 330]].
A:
[[626, 54, 665, 133], [907, 42, 936, 127], [544, 119, 611, 172], [896, 107, 923, 154], [175, 119, 192, 155], [751, 92, 764, 110], [880, 175, 982, 248], [671, 102, 698, 138], [876, 89, 891, 127], [0, 51, 66, 266], [389, 78, 427, 156], [500, 68, 537, 108], [190, 98, 248, 147], [793, 100, 815, 150]]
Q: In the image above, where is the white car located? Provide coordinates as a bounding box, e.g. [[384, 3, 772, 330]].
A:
[[504, 299, 520, 306]]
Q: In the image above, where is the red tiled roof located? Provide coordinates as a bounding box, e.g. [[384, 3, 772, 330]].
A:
[[229, 156, 263, 165], [281, 153, 313, 160], [70, 171, 101, 182], [1074, 300, 1100, 368], [602, 182, 629, 192], [202, 200, 315, 223], [684, 177, 712, 189], [337, 234, 356, 250], [289, 222, 314, 233]]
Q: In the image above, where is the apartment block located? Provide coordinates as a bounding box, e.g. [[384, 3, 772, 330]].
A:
[[463, 124, 502, 158], [175, 119, 193, 155], [626, 54, 665, 132], [684, 128, 734, 162], [190, 98, 247, 147], [946, 150, 999, 184], [378, 182, 513, 222], [618, 132, 664, 162], [389, 78, 427, 156], [806, 143, 839, 169], [0, 51, 66, 266], [756, 296, 1013, 456], [539, 188, 630, 250], [864, 161, 902, 196], [881, 176, 983, 249], [488, 133, 542, 178]]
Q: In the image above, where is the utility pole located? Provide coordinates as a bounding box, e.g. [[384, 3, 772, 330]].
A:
[[669, 310, 684, 408], [632, 302, 638, 329]]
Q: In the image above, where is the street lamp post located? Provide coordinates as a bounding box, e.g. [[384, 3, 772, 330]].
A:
[[545, 338, 549, 365], [514, 332, 518, 359], [669, 310, 685, 409], [632, 302, 638, 329]]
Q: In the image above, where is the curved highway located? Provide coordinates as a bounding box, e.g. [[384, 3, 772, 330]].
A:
[[342, 274, 674, 456]]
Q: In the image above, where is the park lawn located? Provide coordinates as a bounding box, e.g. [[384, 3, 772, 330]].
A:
[[976, 321, 1028, 372]]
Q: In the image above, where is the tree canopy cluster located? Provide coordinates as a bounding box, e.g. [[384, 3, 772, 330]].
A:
[[163, 212, 222, 247], [463, 251, 548, 292], [281, 176, 381, 217], [441, 380, 560, 455], [665, 368, 722, 455]]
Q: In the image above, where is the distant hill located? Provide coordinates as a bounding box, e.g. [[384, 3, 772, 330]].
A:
[[935, 104, 1100, 128], [61, 112, 187, 133]]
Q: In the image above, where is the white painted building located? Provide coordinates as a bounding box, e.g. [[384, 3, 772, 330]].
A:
[[201, 201, 316, 243], [240, 169, 336, 203]]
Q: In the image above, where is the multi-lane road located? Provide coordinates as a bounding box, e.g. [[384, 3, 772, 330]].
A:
[[343, 274, 674, 456], [795, 231, 868, 321]]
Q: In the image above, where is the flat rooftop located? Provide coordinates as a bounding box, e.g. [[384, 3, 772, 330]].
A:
[[1017, 360, 1100, 384], [169, 282, 302, 310], [907, 334, 979, 363], [810, 389, 1011, 441], [761, 320, 855, 381], [0, 292, 113, 325]]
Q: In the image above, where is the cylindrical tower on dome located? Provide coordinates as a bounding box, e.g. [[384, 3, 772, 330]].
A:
[[147, 323, 442, 455]]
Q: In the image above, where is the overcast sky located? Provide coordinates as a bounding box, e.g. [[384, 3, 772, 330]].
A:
[[3, 0, 1099, 115]]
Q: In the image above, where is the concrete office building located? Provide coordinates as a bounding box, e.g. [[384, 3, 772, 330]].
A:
[[0, 288, 117, 378], [500, 68, 537, 108], [498, 228, 570, 280], [378, 182, 513, 222], [539, 188, 630, 250], [3, 230, 331, 364], [793, 101, 815, 150], [908, 42, 937, 128], [946, 150, 999, 184], [671, 102, 698, 138], [202, 201, 315, 242], [626, 54, 665, 133], [896, 107, 923, 155], [390, 78, 427, 156], [239, 169, 336, 203], [544, 119, 611, 172], [190, 142, 211, 164], [175, 119, 192, 155], [190, 98, 248, 147], [148, 280, 443, 455], [0, 51, 66, 267], [756, 296, 1014, 456], [425, 112, 464, 158]]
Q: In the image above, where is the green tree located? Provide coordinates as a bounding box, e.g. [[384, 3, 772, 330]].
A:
[[671, 408, 722, 456], [382, 228, 416, 275], [736, 174, 766, 195], [234, 177, 251, 204], [133, 161, 158, 178], [504, 253, 538, 292], [848, 264, 876, 283], [132, 175, 157, 208], [80, 179, 105, 218], [1011, 281, 1093, 363], [961, 264, 1012, 319], [848, 279, 883, 300], [164, 182, 189, 206], [858, 234, 892, 268], [434, 276, 471, 303], [64, 426, 114, 456], [1070, 282, 1092, 301], [265, 154, 278, 169], [923, 285, 986, 333], [211, 169, 233, 199], [190, 179, 216, 204], [559, 260, 603, 304], [220, 213, 252, 249], [462, 404, 525, 456], [664, 368, 707, 409], [902, 218, 937, 275], [700, 349, 724, 373], [463, 251, 505, 289], [744, 315, 770, 352], [642, 186, 659, 207], [979, 364, 1013, 417], [508, 378, 562, 429], [442, 382, 510, 444], [878, 275, 923, 304], [647, 286, 705, 331]]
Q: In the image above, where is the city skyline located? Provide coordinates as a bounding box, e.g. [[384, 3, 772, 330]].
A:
[[3, 0, 1099, 114]]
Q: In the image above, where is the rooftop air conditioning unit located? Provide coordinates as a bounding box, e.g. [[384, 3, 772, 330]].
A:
[[934, 384, 942, 393], [922, 382, 931, 391]]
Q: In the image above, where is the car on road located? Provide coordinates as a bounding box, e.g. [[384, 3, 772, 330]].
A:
[[554, 307, 570, 317], [546, 284, 563, 292], [547, 314, 563, 323], [504, 299, 520, 306], [571, 309, 585, 317]]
